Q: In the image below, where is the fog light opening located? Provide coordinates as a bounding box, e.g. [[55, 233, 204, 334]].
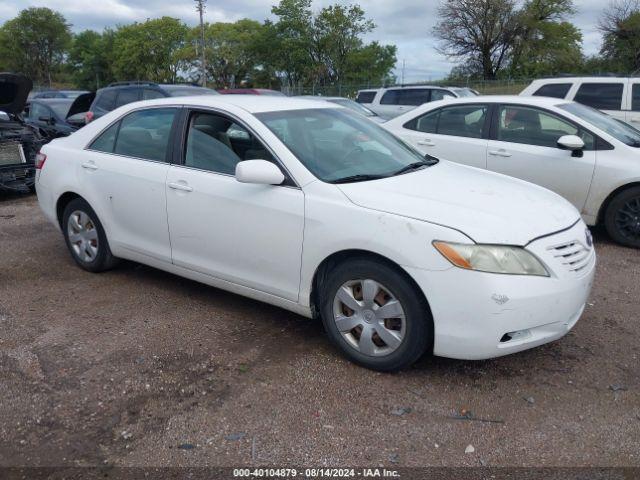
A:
[[500, 329, 532, 343]]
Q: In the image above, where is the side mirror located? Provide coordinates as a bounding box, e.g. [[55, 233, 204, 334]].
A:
[[235, 160, 285, 185], [557, 135, 584, 151]]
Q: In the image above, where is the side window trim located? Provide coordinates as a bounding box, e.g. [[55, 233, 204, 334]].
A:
[[177, 107, 299, 188], [490, 103, 603, 150]]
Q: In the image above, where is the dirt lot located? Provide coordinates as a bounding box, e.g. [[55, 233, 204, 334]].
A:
[[0, 194, 638, 469]]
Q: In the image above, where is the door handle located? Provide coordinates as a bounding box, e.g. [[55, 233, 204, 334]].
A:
[[489, 149, 512, 157], [81, 161, 98, 170], [168, 182, 193, 193], [417, 139, 435, 146]]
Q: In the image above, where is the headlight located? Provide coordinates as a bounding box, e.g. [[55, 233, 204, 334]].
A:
[[433, 241, 549, 276]]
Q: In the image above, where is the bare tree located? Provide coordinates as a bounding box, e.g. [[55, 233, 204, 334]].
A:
[[599, 0, 640, 71], [433, 0, 520, 79]]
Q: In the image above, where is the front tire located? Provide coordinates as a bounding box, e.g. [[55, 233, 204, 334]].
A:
[[604, 186, 640, 248], [62, 198, 119, 272], [319, 258, 432, 371]]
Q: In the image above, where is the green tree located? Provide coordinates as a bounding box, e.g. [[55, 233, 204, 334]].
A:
[[343, 42, 397, 84], [183, 19, 265, 87], [67, 29, 116, 90], [599, 0, 640, 72], [111, 17, 189, 82], [0, 7, 72, 85]]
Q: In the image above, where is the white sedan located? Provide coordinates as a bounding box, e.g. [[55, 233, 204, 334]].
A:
[[35, 96, 595, 371], [384, 95, 640, 248]]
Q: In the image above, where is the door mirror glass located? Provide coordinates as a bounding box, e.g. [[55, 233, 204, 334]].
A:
[[557, 135, 585, 151], [235, 159, 285, 185]]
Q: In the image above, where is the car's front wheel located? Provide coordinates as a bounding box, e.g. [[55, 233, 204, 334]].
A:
[[320, 258, 432, 371], [62, 198, 119, 272], [604, 186, 640, 248]]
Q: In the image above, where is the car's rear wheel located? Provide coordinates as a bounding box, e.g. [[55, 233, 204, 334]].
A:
[[319, 258, 432, 371], [604, 186, 640, 248], [62, 198, 118, 272]]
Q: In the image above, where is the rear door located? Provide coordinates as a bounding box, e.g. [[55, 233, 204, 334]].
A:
[[81, 106, 178, 262], [572, 81, 626, 121], [486, 104, 596, 212], [396, 103, 490, 169], [625, 81, 640, 127]]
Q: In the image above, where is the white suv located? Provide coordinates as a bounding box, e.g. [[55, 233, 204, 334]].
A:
[[356, 86, 477, 120], [520, 77, 640, 126]]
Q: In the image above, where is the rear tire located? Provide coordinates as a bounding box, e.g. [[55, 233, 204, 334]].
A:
[[319, 258, 432, 372], [62, 198, 119, 272], [604, 186, 640, 248]]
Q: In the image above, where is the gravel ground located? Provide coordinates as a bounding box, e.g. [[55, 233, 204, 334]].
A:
[[0, 194, 638, 469]]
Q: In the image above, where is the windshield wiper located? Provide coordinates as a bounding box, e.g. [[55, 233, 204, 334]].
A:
[[330, 174, 389, 184], [392, 155, 439, 176]]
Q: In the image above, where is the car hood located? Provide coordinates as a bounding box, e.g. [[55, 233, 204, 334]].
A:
[[0, 73, 32, 115], [336, 161, 580, 246]]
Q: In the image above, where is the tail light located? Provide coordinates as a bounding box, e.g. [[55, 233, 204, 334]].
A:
[[35, 152, 47, 169], [85, 111, 94, 124]]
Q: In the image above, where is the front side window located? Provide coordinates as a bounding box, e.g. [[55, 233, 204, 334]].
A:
[[184, 112, 275, 175], [498, 105, 594, 149], [533, 83, 572, 99], [111, 108, 176, 161], [257, 108, 431, 183], [574, 83, 624, 111], [632, 84, 640, 112], [405, 104, 488, 139], [356, 91, 376, 104]]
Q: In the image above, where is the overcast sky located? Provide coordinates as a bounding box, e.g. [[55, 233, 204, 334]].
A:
[[0, 0, 607, 81]]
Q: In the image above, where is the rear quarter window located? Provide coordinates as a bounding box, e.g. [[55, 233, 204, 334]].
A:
[[532, 83, 572, 99], [356, 91, 376, 104], [94, 90, 116, 111]]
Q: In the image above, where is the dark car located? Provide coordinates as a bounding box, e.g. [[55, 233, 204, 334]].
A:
[[86, 81, 218, 122], [0, 73, 42, 192], [29, 89, 90, 100], [217, 88, 285, 96], [25, 94, 94, 142]]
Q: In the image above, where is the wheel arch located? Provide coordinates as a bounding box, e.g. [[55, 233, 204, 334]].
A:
[[55, 191, 83, 229], [596, 182, 640, 225], [309, 249, 433, 327]]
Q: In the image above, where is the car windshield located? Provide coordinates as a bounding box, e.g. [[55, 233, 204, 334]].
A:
[[48, 101, 73, 118], [257, 108, 433, 183], [164, 86, 218, 97], [559, 102, 640, 147], [451, 88, 477, 98], [328, 99, 378, 117]]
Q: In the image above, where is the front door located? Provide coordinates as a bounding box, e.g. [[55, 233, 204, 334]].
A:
[[166, 109, 305, 301], [487, 104, 596, 212]]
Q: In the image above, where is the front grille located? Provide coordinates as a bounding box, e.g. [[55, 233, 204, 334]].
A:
[[547, 240, 593, 274], [0, 141, 26, 166]]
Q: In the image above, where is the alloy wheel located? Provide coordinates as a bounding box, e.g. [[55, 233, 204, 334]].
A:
[[614, 196, 640, 242]]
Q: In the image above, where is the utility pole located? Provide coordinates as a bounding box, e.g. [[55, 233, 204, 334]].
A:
[[195, 0, 207, 87], [401, 59, 406, 85]]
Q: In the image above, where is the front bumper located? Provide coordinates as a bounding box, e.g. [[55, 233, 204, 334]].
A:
[[406, 221, 596, 360]]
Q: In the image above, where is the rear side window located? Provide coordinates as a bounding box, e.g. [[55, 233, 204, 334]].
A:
[[532, 83, 572, 99], [115, 89, 140, 108], [396, 89, 430, 106], [632, 84, 640, 111], [113, 108, 177, 161], [405, 104, 488, 139], [356, 91, 376, 104], [89, 122, 119, 153], [142, 89, 165, 100], [431, 89, 455, 101], [380, 90, 400, 105], [574, 83, 623, 111], [94, 90, 117, 111]]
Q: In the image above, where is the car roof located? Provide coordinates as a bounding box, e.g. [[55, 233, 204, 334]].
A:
[[530, 76, 630, 82], [420, 95, 567, 108], [121, 94, 341, 114]]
